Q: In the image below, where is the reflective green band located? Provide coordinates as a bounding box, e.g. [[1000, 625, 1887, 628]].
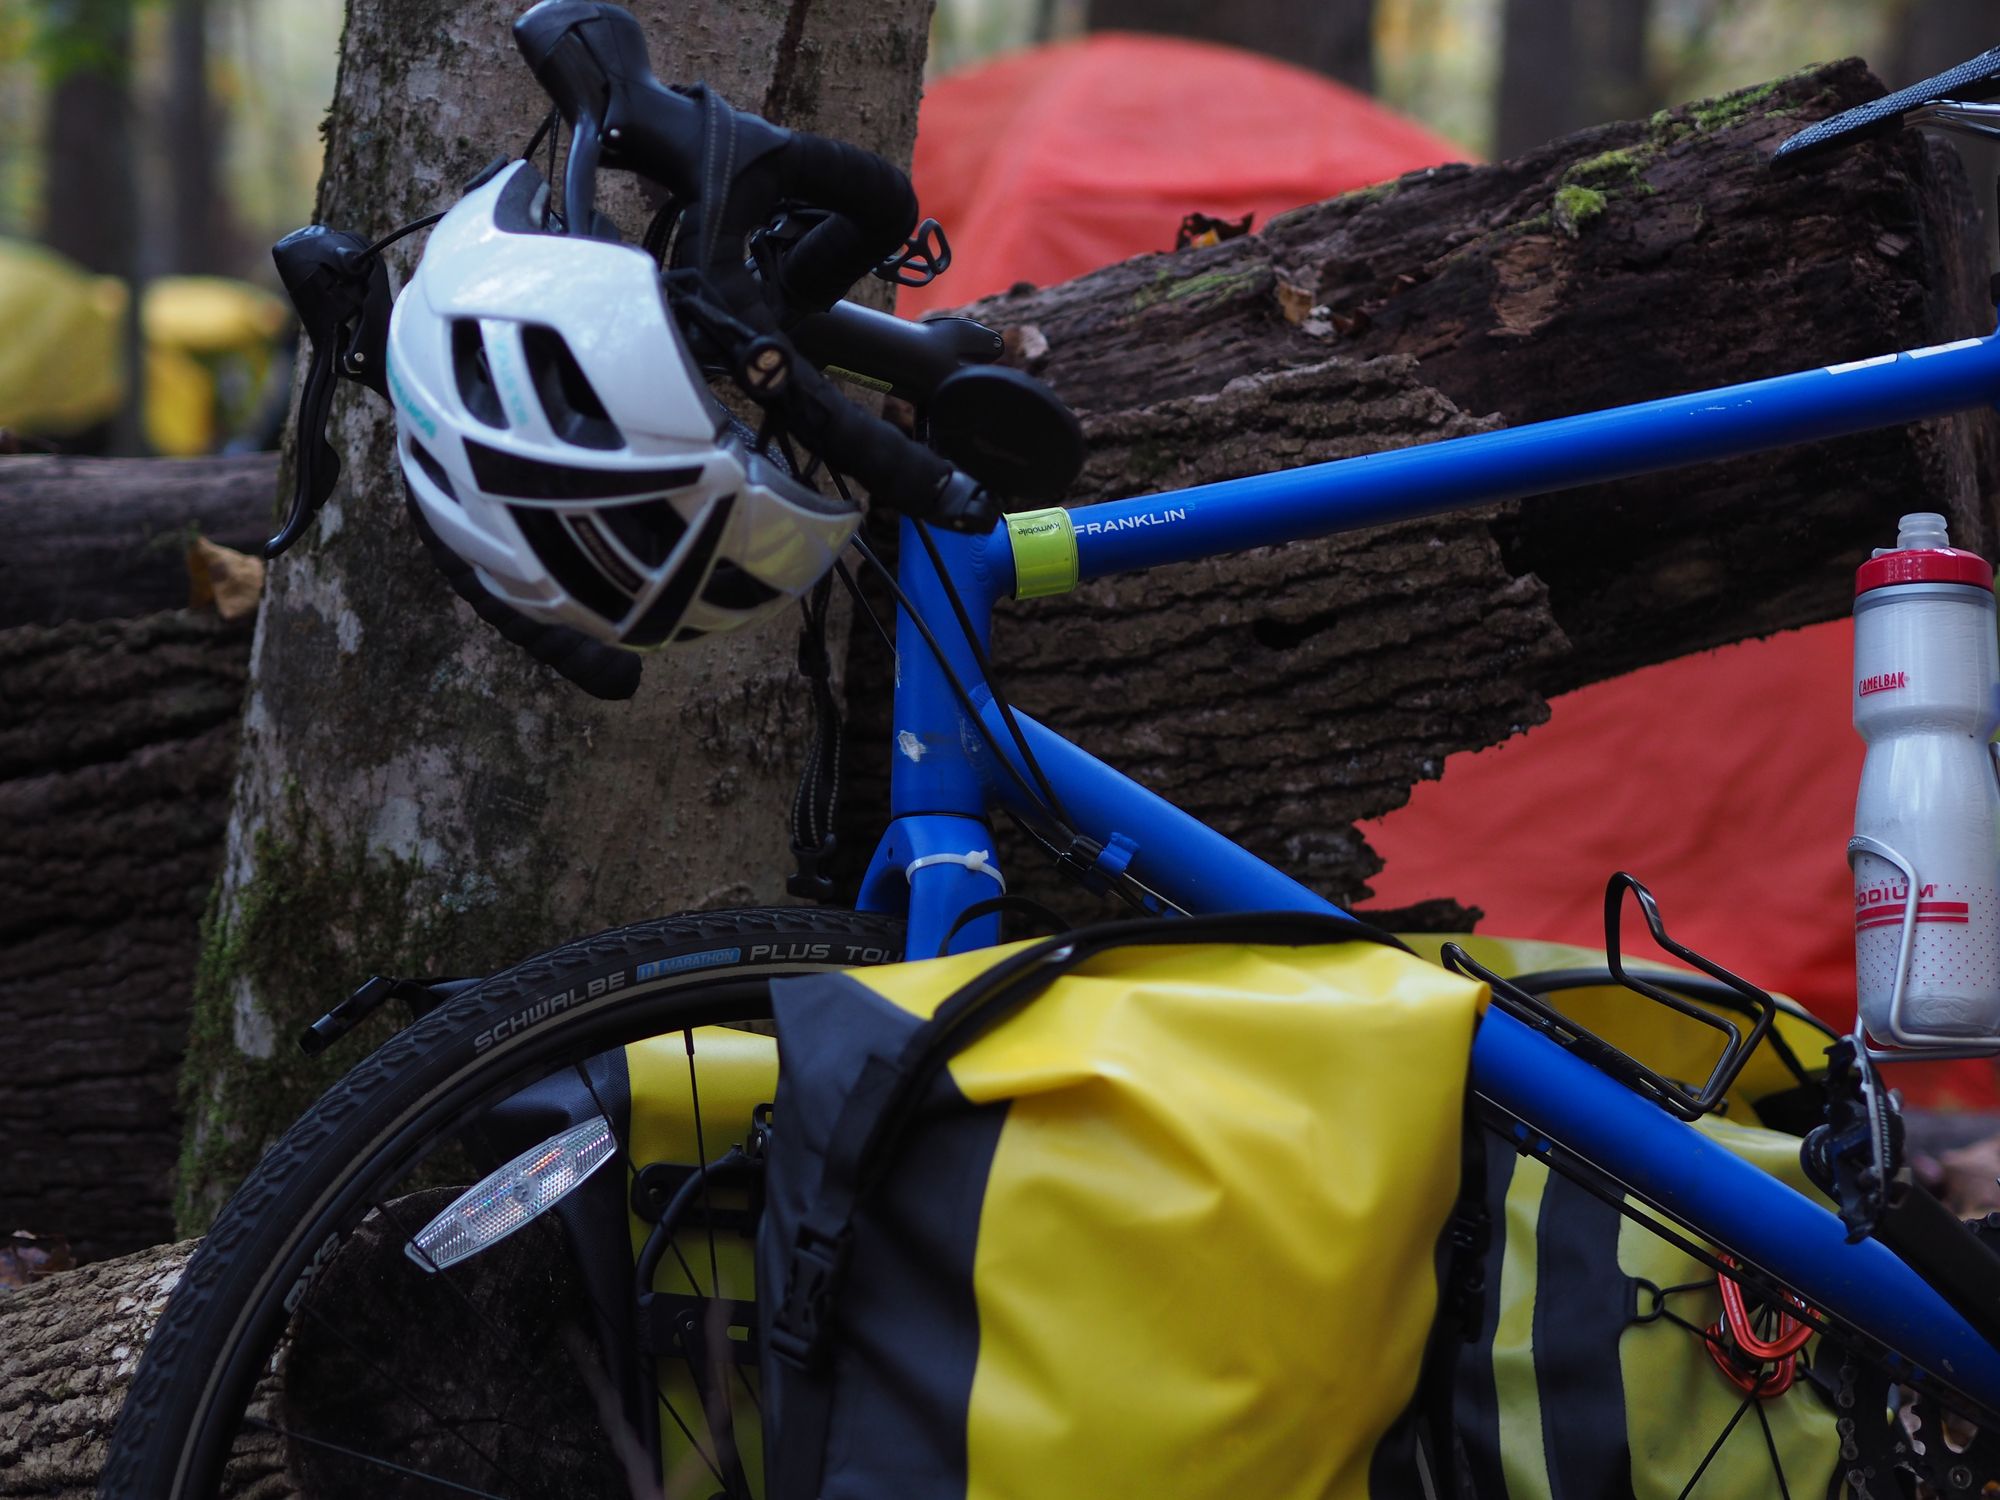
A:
[[1005, 506, 1078, 599]]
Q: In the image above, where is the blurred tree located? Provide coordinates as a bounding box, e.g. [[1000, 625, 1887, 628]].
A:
[[34, 0, 144, 452], [36, 0, 136, 277], [1888, 0, 1998, 86], [1496, 0, 1660, 158], [175, 0, 936, 1230], [1088, 0, 1377, 93], [164, 0, 234, 275]]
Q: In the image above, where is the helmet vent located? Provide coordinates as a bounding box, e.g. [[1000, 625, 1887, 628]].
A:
[[508, 505, 631, 623], [410, 441, 459, 503], [701, 558, 782, 612], [465, 439, 700, 500], [567, 514, 643, 594], [625, 495, 736, 647], [452, 321, 507, 429], [522, 324, 621, 450], [599, 500, 688, 569]]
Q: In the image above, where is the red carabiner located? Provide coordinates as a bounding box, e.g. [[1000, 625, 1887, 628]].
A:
[[1704, 1257, 1814, 1397]]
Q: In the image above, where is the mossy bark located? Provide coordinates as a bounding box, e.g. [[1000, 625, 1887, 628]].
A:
[[175, 0, 933, 1233], [839, 61, 2000, 921]]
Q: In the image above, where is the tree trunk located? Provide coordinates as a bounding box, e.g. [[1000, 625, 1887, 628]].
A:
[[164, 0, 235, 277], [838, 59, 1996, 918], [174, 0, 935, 1232], [1088, 0, 1376, 93], [40, 2, 137, 281], [1888, 0, 2000, 87], [39, 0, 145, 455], [0, 1240, 194, 1499], [0, 612, 250, 1263], [0, 454, 275, 628], [1497, 0, 1659, 160]]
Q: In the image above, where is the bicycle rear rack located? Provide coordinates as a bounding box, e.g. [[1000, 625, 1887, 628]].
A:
[[1442, 872, 1781, 1121]]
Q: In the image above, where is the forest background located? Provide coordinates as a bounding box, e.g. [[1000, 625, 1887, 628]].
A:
[[0, 0, 1982, 306]]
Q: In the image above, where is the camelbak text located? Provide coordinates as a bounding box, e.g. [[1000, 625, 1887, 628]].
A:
[[1858, 671, 1908, 696]]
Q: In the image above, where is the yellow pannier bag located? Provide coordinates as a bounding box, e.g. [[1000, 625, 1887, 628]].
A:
[[1405, 933, 1845, 1500], [757, 913, 1490, 1500]]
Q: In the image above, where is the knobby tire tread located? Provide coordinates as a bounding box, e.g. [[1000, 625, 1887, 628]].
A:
[[101, 905, 901, 1500]]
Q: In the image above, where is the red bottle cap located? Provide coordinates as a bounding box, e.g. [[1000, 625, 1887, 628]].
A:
[[1855, 547, 1994, 596]]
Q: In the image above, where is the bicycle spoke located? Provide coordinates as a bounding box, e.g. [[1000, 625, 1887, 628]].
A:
[[651, 1367, 726, 1486], [683, 1029, 722, 1299], [293, 1295, 526, 1491], [1676, 1390, 1756, 1500], [558, 1324, 666, 1500], [1750, 1388, 1793, 1500], [243, 1415, 511, 1499]]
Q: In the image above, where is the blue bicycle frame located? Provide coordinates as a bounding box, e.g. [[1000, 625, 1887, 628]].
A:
[[852, 327, 2000, 1414]]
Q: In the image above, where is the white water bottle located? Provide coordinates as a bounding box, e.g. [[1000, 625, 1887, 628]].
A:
[[1852, 512, 2000, 1043]]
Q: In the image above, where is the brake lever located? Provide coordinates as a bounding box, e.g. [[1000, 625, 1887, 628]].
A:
[[267, 225, 394, 558]]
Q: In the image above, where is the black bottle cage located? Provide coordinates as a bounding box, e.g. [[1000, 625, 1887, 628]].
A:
[[267, 224, 395, 558]]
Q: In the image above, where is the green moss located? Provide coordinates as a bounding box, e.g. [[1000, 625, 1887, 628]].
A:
[[1339, 179, 1400, 207], [1552, 185, 1607, 237], [1562, 147, 1648, 190], [1690, 77, 1781, 133], [172, 784, 545, 1234], [1131, 264, 1260, 312]]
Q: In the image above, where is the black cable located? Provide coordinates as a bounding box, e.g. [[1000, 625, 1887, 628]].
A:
[[521, 106, 558, 164], [362, 211, 445, 259], [911, 518, 1071, 827], [832, 557, 897, 660], [849, 532, 1070, 837], [847, 516, 1176, 917]]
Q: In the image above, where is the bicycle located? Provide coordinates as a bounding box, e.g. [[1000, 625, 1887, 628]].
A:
[[98, 9, 2000, 1497]]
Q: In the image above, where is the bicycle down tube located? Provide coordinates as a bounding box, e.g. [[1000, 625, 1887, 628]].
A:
[[860, 321, 2000, 1418]]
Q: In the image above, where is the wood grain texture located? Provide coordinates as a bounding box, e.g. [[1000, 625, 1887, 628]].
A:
[[0, 454, 275, 629], [841, 61, 1999, 917], [0, 613, 249, 1262]]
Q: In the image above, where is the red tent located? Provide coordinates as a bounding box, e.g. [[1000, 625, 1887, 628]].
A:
[[908, 39, 1997, 1104], [902, 33, 1468, 318]]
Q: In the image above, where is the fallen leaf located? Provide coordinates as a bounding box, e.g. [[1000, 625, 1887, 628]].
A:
[[188, 536, 267, 621], [1276, 279, 1317, 325], [0, 1229, 75, 1289], [1003, 323, 1050, 367]]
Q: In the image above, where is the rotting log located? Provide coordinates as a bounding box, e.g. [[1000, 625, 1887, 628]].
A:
[[0, 1239, 191, 1499], [843, 60, 1999, 917], [0, 613, 249, 1263], [0, 454, 276, 629]]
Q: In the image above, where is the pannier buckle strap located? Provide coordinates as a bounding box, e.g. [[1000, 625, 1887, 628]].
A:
[[769, 1220, 853, 1371], [905, 849, 1005, 891]]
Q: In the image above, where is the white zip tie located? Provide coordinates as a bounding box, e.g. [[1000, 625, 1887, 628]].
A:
[[904, 849, 1006, 892]]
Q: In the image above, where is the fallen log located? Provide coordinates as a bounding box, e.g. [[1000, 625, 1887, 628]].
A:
[[0, 612, 250, 1263], [843, 59, 1998, 915], [0, 453, 276, 629], [0, 1239, 191, 1499]]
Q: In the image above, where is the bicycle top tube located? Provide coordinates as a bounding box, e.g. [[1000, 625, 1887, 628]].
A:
[[987, 327, 2000, 594]]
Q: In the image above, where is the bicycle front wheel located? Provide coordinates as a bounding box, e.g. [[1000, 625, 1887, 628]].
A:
[[101, 905, 902, 1499]]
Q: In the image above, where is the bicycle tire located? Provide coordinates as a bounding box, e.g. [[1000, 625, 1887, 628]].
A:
[[101, 905, 903, 1500]]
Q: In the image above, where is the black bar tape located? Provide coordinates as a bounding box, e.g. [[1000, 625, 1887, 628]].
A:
[[404, 492, 643, 701], [771, 133, 918, 309], [780, 358, 966, 516]]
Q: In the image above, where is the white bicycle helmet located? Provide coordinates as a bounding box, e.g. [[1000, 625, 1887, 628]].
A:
[[385, 159, 859, 648]]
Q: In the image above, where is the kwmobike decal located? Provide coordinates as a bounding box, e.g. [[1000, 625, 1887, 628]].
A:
[[285, 1231, 343, 1314], [473, 970, 627, 1053], [1072, 506, 1188, 537], [637, 947, 741, 981]]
